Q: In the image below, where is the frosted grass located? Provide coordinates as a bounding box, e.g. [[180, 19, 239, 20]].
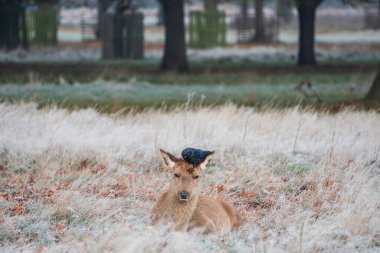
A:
[[0, 103, 379, 252], [0, 79, 371, 109]]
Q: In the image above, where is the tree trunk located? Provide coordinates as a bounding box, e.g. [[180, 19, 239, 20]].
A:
[[296, 0, 321, 66], [97, 0, 114, 39], [204, 0, 218, 11], [366, 69, 380, 100], [0, 1, 22, 50], [241, 0, 248, 20], [254, 0, 265, 42], [21, 7, 28, 49], [0, 2, 8, 49], [160, 0, 188, 72]]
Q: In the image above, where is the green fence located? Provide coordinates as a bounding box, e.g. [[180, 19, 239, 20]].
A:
[[26, 6, 58, 46], [189, 11, 226, 48]]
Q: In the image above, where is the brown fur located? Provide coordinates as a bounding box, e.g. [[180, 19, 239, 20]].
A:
[[151, 149, 242, 234]]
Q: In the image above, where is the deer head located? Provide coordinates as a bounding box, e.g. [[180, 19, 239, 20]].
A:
[[160, 149, 214, 202]]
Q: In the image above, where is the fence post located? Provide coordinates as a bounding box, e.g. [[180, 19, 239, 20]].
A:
[[101, 11, 144, 60], [101, 13, 116, 59]]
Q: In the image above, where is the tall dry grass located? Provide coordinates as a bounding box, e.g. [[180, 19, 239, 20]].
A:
[[0, 103, 379, 252]]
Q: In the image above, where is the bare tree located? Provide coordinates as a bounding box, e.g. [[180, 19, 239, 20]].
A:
[[295, 0, 324, 66], [294, 0, 373, 66], [254, 0, 266, 42], [204, 0, 218, 11], [0, 0, 23, 50], [159, 0, 188, 72], [241, 0, 248, 21]]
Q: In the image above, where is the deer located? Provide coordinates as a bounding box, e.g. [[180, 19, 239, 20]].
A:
[[151, 149, 242, 234]]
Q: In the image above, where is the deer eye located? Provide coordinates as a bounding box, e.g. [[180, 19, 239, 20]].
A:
[[193, 175, 199, 179], [174, 173, 180, 178]]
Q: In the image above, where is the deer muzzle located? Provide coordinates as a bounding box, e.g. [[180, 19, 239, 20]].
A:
[[179, 191, 190, 201]]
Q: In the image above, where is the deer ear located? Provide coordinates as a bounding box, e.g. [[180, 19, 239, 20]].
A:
[[160, 149, 177, 170], [198, 151, 215, 170]]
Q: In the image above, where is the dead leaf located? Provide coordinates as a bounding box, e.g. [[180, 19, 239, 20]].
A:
[[13, 195, 26, 201], [262, 197, 276, 208], [28, 174, 35, 184], [323, 178, 334, 187], [56, 182, 70, 190], [52, 223, 67, 234], [239, 189, 257, 201], [91, 164, 107, 174], [281, 177, 289, 182], [11, 203, 24, 216], [217, 183, 227, 193], [0, 192, 9, 201], [36, 243, 45, 253], [78, 158, 90, 170]]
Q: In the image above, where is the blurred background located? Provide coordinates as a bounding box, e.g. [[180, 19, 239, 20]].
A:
[[0, 0, 379, 110]]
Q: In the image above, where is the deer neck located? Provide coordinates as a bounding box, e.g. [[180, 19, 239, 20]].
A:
[[168, 190, 199, 231]]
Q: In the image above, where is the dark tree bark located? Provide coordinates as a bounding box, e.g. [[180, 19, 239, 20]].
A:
[[366, 69, 380, 100], [157, 4, 164, 25], [97, 0, 115, 39], [254, 0, 266, 42], [241, 0, 248, 20], [0, 0, 23, 50], [204, 0, 218, 11], [21, 7, 28, 49], [160, 0, 188, 72], [296, 0, 324, 66]]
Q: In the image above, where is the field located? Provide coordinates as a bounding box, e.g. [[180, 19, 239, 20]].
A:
[[0, 103, 379, 252], [1, 10, 379, 252]]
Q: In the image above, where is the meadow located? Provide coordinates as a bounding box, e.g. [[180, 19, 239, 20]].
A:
[[0, 26, 379, 252], [0, 62, 377, 112], [0, 103, 379, 252]]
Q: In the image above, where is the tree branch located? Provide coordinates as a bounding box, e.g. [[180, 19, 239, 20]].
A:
[[315, 0, 325, 6]]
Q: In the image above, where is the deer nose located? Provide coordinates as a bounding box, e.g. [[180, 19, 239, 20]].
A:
[[179, 191, 190, 200]]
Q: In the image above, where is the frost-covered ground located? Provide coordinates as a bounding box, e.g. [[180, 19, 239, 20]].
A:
[[0, 47, 101, 62], [141, 29, 380, 45], [0, 103, 379, 252], [0, 76, 373, 109], [1, 42, 379, 64], [280, 30, 380, 44], [146, 44, 380, 64]]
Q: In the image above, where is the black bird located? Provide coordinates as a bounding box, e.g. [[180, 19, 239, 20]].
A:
[[181, 148, 214, 166]]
